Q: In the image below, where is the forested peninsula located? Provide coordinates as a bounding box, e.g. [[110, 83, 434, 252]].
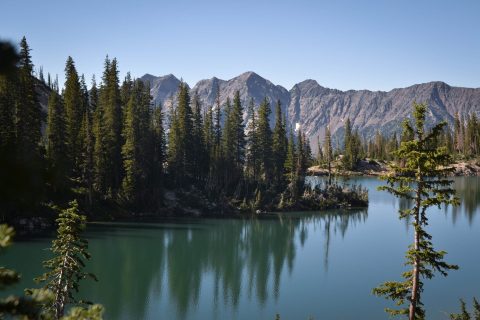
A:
[[0, 37, 367, 229]]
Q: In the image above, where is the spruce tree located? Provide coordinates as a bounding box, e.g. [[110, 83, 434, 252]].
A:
[[34, 200, 97, 320], [15, 36, 44, 210], [203, 104, 214, 170], [16, 36, 42, 158], [46, 89, 68, 193], [121, 80, 152, 204], [272, 100, 287, 186], [373, 102, 459, 320], [222, 98, 235, 165], [257, 97, 273, 184], [284, 129, 296, 184], [246, 98, 260, 181], [343, 118, 353, 169], [296, 129, 306, 177], [96, 57, 122, 196], [151, 103, 165, 201], [167, 82, 194, 187], [93, 76, 107, 195], [232, 91, 246, 169], [121, 92, 140, 202], [79, 106, 95, 207], [192, 91, 206, 182], [213, 81, 222, 149], [324, 125, 333, 185], [316, 136, 324, 165], [63, 56, 83, 175]]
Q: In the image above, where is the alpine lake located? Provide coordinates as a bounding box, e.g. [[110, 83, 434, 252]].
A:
[[4, 177, 480, 319]]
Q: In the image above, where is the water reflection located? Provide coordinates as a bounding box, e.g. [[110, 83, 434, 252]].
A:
[[451, 177, 480, 225], [83, 210, 367, 319], [4, 177, 479, 319]]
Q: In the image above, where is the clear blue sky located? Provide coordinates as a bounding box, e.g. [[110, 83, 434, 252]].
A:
[[1, 0, 479, 91]]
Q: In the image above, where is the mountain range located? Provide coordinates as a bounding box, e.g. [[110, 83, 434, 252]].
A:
[[142, 72, 480, 148]]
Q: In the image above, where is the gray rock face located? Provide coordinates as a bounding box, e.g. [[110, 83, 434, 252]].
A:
[[141, 72, 480, 148], [289, 80, 480, 147], [191, 71, 290, 123], [140, 73, 183, 107]]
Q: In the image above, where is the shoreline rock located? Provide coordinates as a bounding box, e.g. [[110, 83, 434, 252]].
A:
[[308, 159, 480, 177]]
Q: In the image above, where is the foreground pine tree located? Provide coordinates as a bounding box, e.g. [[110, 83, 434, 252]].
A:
[[34, 200, 98, 319], [373, 102, 459, 320]]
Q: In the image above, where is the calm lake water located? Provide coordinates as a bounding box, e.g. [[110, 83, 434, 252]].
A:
[[4, 177, 480, 319]]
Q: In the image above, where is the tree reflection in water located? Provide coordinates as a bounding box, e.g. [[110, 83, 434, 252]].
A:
[[83, 209, 367, 319], [451, 177, 480, 225]]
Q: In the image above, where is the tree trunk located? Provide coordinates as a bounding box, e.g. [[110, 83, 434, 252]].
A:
[[409, 216, 420, 320], [409, 178, 422, 320]]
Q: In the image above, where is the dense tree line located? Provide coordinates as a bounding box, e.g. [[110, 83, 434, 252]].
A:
[[0, 37, 315, 220], [315, 112, 480, 172]]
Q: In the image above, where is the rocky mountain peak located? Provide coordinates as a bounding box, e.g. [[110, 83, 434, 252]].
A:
[[138, 72, 480, 150]]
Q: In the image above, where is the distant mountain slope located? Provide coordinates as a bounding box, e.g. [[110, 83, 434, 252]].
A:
[[140, 73, 183, 107], [141, 72, 480, 147], [289, 80, 480, 146], [191, 71, 290, 123]]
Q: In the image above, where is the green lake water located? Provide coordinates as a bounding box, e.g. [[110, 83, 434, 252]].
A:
[[3, 177, 480, 319]]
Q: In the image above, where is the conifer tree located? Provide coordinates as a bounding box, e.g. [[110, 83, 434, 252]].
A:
[[246, 98, 260, 181], [272, 100, 287, 186], [167, 82, 194, 187], [214, 81, 222, 149], [93, 79, 107, 195], [342, 118, 353, 169], [16, 37, 42, 157], [373, 102, 459, 320], [96, 57, 123, 195], [121, 80, 152, 204], [63, 56, 83, 175], [38, 66, 45, 83], [296, 129, 306, 177], [222, 97, 235, 165], [120, 72, 133, 107], [122, 92, 140, 202], [257, 97, 273, 184], [79, 109, 94, 207], [316, 136, 324, 165], [192, 91, 206, 182], [151, 103, 165, 200], [34, 200, 97, 320], [15, 36, 44, 209], [324, 125, 333, 185], [232, 91, 246, 170], [284, 129, 296, 184], [302, 131, 313, 170], [46, 89, 68, 193], [453, 112, 462, 156], [203, 104, 214, 168], [80, 74, 89, 114]]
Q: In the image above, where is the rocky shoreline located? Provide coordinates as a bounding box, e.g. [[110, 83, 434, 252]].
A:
[[308, 159, 480, 177]]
